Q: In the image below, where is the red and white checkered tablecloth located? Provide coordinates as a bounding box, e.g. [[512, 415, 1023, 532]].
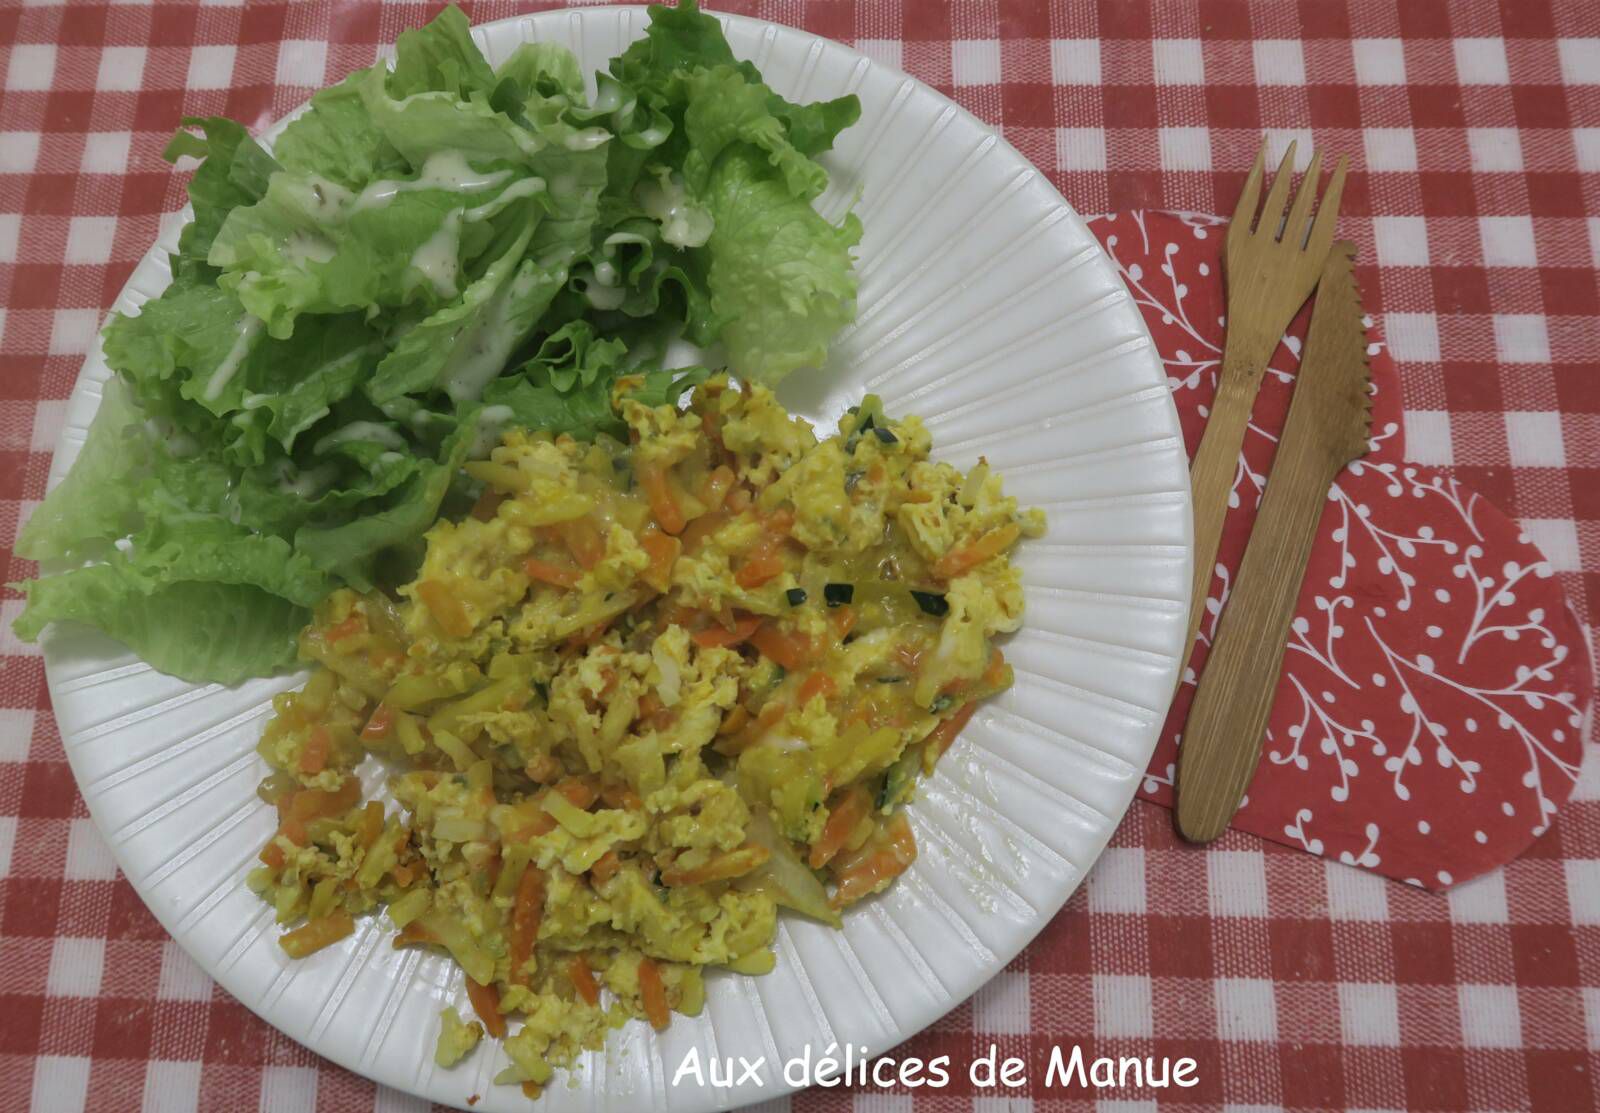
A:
[[3, 2, 1598, 1111]]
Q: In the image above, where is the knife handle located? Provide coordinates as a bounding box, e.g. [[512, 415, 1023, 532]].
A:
[[1174, 429, 1343, 843]]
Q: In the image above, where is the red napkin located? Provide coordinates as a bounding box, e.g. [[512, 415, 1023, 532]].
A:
[[1085, 211, 1593, 889]]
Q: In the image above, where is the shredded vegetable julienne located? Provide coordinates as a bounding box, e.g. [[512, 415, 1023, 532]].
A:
[[249, 377, 1041, 1095]]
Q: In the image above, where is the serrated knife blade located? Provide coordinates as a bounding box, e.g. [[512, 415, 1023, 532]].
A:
[[1175, 240, 1373, 843]]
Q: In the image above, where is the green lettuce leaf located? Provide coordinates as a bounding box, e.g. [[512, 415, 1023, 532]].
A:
[[387, 4, 498, 100], [700, 147, 860, 383], [272, 71, 408, 190], [163, 117, 280, 276], [365, 219, 555, 404], [11, 562, 306, 685], [295, 422, 474, 590], [15, 378, 152, 563]]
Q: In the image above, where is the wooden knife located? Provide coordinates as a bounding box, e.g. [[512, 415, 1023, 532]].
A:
[[1175, 241, 1373, 843]]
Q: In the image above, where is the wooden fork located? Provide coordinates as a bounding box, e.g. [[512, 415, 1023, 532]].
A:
[[1181, 138, 1349, 672]]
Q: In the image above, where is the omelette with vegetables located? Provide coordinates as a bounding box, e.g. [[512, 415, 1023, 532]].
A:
[[250, 377, 1041, 1094]]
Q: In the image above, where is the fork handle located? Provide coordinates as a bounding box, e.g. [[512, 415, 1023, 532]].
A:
[[1181, 339, 1273, 666]]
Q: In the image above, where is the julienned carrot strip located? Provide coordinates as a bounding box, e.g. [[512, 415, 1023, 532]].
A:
[[830, 813, 917, 909], [554, 777, 598, 809], [980, 647, 1008, 689], [678, 511, 728, 552], [298, 725, 331, 775], [569, 956, 601, 1006], [798, 672, 837, 704], [286, 777, 361, 822], [589, 850, 621, 885], [509, 868, 546, 985], [828, 605, 857, 640], [561, 619, 612, 653], [925, 700, 979, 765], [555, 517, 605, 569], [279, 911, 354, 958], [415, 580, 473, 638], [660, 845, 769, 886], [466, 978, 507, 1039], [932, 523, 1021, 580], [809, 787, 870, 869], [393, 921, 440, 948], [638, 463, 685, 535], [326, 613, 364, 642], [361, 703, 394, 740], [699, 465, 736, 511], [357, 800, 385, 848], [691, 614, 761, 648], [750, 623, 812, 671], [638, 528, 681, 593], [638, 958, 670, 1030], [735, 550, 786, 589], [523, 556, 582, 589]]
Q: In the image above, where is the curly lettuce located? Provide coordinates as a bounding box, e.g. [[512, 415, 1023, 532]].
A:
[[13, 0, 861, 683]]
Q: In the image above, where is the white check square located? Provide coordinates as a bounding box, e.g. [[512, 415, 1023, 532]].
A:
[[276, 40, 328, 88], [1352, 38, 1406, 85], [1339, 983, 1401, 1046], [1493, 314, 1550, 363], [1467, 128, 1523, 172], [1152, 39, 1204, 85], [1253, 39, 1306, 85], [187, 45, 236, 90], [1363, 128, 1418, 172], [1093, 974, 1153, 1037], [1373, 216, 1430, 267], [1160, 126, 1211, 171], [1521, 519, 1581, 572], [97, 46, 148, 92], [1458, 984, 1521, 1048], [1215, 978, 1278, 1042], [1403, 411, 1454, 466], [81, 131, 132, 174], [1558, 38, 1600, 85], [1050, 39, 1101, 85], [6, 44, 56, 91], [65, 216, 118, 265], [952, 40, 1001, 86], [1386, 313, 1441, 362], [1504, 411, 1566, 468], [1056, 127, 1107, 172], [1479, 215, 1538, 267], [1454, 37, 1510, 85]]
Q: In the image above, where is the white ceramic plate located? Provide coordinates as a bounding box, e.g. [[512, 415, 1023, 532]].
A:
[[40, 8, 1190, 1111]]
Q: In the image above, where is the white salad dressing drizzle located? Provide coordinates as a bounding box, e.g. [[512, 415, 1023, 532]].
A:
[[204, 316, 264, 401], [409, 209, 463, 298], [636, 171, 713, 248], [469, 404, 516, 457], [443, 265, 542, 403], [462, 177, 545, 223], [271, 459, 340, 498], [285, 230, 336, 266], [351, 150, 514, 213], [563, 127, 611, 151], [313, 421, 408, 455]]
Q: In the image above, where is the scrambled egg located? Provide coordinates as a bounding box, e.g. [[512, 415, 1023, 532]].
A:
[[247, 377, 1042, 1097]]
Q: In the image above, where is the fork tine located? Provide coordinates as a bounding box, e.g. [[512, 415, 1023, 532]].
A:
[[1283, 148, 1324, 247], [1230, 138, 1268, 232], [1302, 154, 1349, 257], [1258, 140, 1298, 240]]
